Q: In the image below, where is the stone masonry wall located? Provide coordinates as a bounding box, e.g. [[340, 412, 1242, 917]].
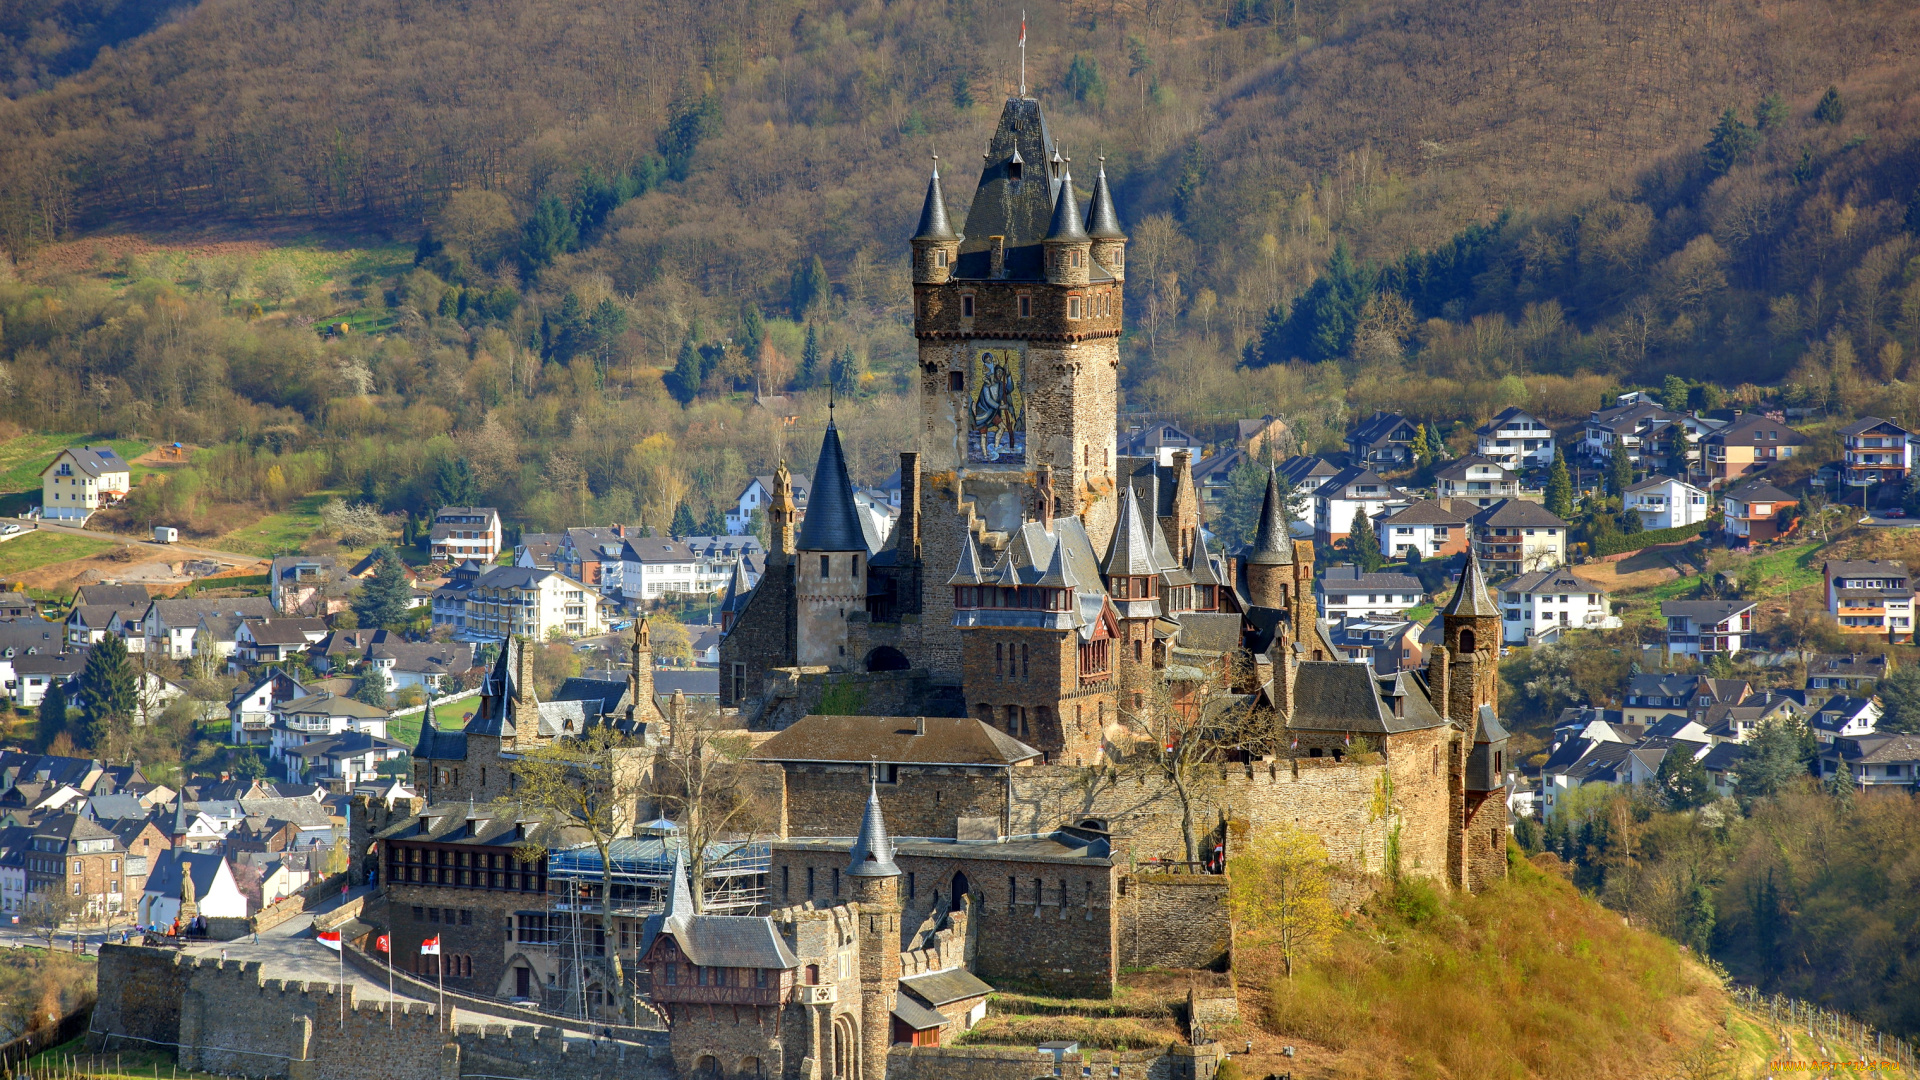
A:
[[90, 945, 673, 1080], [1116, 874, 1231, 972], [888, 1043, 1221, 1080], [721, 562, 796, 710], [960, 625, 1111, 765], [750, 667, 933, 732], [781, 763, 1012, 839]]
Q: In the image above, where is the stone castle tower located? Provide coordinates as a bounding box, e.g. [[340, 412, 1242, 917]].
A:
[[1437, 550, 1510, 891], [846, 782, 903, 1077], [910, 95, 1128, 678]]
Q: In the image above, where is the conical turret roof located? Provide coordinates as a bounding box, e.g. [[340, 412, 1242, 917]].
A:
[[795, 422, 868, 553], [665, 845, 694, 917], [1246, 469, 1294, 566], [911, 164, 959, 242], [948, 532, 988, 586], [1187, 527, 1220, 586], [1102, 486, 1156, 575], [847, 780, 900, 878], [1444, 549, 1501, 620], [719, 558, 753, 616], [1085, 160, 1126, 239], [468, 638, 518, 737], [1034, 531, 1072, 588], [1044, 166, 1090, 243]]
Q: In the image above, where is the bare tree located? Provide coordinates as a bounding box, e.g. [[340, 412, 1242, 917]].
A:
[[644, 703, 771, 912], [1112, 657, 1263, 864]]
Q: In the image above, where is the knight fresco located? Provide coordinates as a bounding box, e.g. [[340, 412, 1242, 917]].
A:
[[968, 347, 1025, 463]]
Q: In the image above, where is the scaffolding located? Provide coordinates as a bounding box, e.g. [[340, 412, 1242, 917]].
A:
[[538, 830, 770, 1019]]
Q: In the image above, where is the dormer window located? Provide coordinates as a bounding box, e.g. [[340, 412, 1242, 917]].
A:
[[1008, 154, 1023, 181]]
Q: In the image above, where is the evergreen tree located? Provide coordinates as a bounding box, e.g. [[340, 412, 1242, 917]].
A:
[[36, 681, 68, 752], [229, 747, 267, 780], [798, 323, 823, 388], [1656, 746, 1715, 810], [1736, 716, 1816, 798], [1063, 54, 1106, 106], [830, 347, 864, 394], [698, 504, 727, 536], [1619, 507, 1644, 535], [1545, 448, 1574, 519], [521, 195, 578, 268], [1217, 458, 1272, 552], [589, 298, 629, 370], [1875, 664, 1920, 734], [667, 336, 703, 404], [670, 501, 697, 539], [1423, 422, 1449, 462], [1347, 507, 1383, 573], [1703, 107, 1760, 175], [432, 457, 479, 508], [739, 303, 765, 361], [76, 634, 137, 755], [1608, 446, 1633, 498], [1753, 91, 1788, 130], [1814, 85, 1847, 125], [1660, 374, 1690, 412], [352, 548, 413, 630], [789, 256, 830, 319], [354, 669, 390, 707], [1248, 241, 1374, 365], [1902, 466, 1920, 516], [950, 71, 974, 110]]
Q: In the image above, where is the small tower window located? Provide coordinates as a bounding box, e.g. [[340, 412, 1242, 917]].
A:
[[949, 371, 964, 391], [935, 250, 948, 268], [1072, 250, 1084, 268], [1068, 297, 1082, 319], [820, 555, 830, 578], [961, 294, 975, 317], [1018, 295, 1032, 318]]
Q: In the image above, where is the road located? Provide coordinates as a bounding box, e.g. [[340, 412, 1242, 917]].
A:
[[23, 519, 266, 568]]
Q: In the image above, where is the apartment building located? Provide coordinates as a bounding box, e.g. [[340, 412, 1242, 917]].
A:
[[1837, 416, 1912, 489], [1473, 407, 1556, 470], [1823, 559, 1914, 643], [1497, 568, 1617, 644], [1316, 564, 1425, 621], [460, 566, 605, 640], [429, 507, 504, 563], [1470, 499, 1569, 576]]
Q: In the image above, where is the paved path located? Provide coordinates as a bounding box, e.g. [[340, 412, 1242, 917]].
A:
[[25, 519, 265, 566]]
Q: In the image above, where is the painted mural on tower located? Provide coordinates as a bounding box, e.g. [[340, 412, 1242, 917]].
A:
[[968, 346, 1025, 463]]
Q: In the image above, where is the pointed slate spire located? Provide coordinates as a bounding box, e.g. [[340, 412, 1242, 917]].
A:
[[1102, 486, 1156, 576], [947, 532, 988, 586], [1186, 527, 1220, 587], [412, 694, 440, 758], [795, 421, 868, 553], [1085, 157, 1126, 239], [1034, 530, 1072, 588], [847, 779, 901, 877], [1044, 165, 1089, 242], [468, 637, 518, 737], [1247, 468, 1294, 566], [912, 160, 959, 241], [720, 558, 753, 621], [665, 845, 694, 918], [1445, 548, 1501, 619]]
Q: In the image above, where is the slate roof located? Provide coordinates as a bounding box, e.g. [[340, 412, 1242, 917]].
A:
[[46, 446, 127, 479], [1723, 479, 1795, 505], [1380, 499, 1474, 526], [1830, 733, 1920, 764], [283, 731, 406, 761], [1433, 454, 1513, 482], [143, 850, 225, 901], [1699, 742, 1747, 772], [277, 692, 389, 719], [1103, 486, 1158, 577], [753, 715, 1040, 767], [1659, 599, 1756, 621], [1470, 499, 1568, 529], [243, 619, 327, 646], [1625, 474, 1704, 495], [795, 423, 870, 553], [1286, 663, 1445, 734], [1248, 468, 1293, 566], [1276, 455, 1341, 490], [1837, 415, 1910, 436], [892, 994, 948, 1031], [72, 584, 149, 608], [1501, 567, 1604, 597], [901, 967, 994, 1007], [1704, 414, 1808, 448], [1320, 565, 1422, 593], [372, 802, 586, 848], [1473, 407, 1543, 435], [952, 96, 1064, 282], [1346, 411, 1415, 451], [1443, 550, 1501, 619]]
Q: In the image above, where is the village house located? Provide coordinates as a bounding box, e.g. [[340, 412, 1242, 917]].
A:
[[143, 598, 275, 660], [233, 618, 329, 666], [1818, 733, 1920, 793], [1838, 416, 1912, 489], [1701, 414, 1806, 487], [1312, 466, 1405, 543], [1345, 411, 1419, 469], [1375, 498, 1474, 560], [269, 555, 356, 616], [726, 473, 811, 536], [1497, 568, 1617, 645], [1823, 560, 1914, 643], [1805, 653, 1888, 693], [1625, 475, 1712, 530], [39, 446, 131, 522], [1470, 499, 1569, 576], [1662, 599, 1756, 659], [429, 506, 504, 563], [1434, 455, 1522, 507], [1317, 564, 1424, 622], [1721, 479, 1798, 546], [138, 850, 248, 928], [460, 565, 605, 640], [1473, 407, 1556, 470]]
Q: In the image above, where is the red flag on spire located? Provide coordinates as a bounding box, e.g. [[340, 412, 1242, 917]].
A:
[[1019, 13, 1026, 43]]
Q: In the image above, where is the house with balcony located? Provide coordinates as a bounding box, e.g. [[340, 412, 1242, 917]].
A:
[[1624, 475, 1712, 530], [459, 565, 605, 640], [1311, 467, 1406, 543], [228, 669, 313, 746], [1823, 559, 1914, 643], [1700, 414, 1806, 486], [1473, 407, 1557, 470], [1817, 733, 1920, 793], [1582, 400, 1687, 466], [39, 446, 131, 523], [1804, 653, 1888, 694], [1837, 416, 1912, 489], [1433, 455, 1521, 507], [1497, 568, 1618, 645], [1469, 499, 1569, 576], [1344, 412, 1420, 470], [267, 691, 392, 764], [1375, 498, 1474, 560], [1807, 695, 1881, 745], [1316, 564, 1425, 622], [1662, 599, 1756, 659], [269, 555, 355, 617], [1720, 479, 1797, 546], [233, 618, 329, 666], [429, 507, 503, 564]]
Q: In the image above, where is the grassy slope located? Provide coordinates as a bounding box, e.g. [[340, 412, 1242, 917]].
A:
[[211, 489, 343, 557], [0, 531, 117, 577]]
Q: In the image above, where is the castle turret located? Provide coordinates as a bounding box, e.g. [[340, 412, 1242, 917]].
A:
[[1084, 157, 1127, 282], [910, 159, 961, 285], [1244, 468, 1294, 610], [794, 416, 870, 668], [846, 780, 901, 1080], [626, 616, 657, 724], [768, 460, 797, 566], [1042, 164, 1092, 288], [1441, 549, 1501, 722]]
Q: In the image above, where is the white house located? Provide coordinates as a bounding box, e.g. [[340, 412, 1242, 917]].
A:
[[233, 618, 328, 666], [282, 731, 408, 785], [9, 651, 86, 709], [228, 669, 312, 746], [367, 641, 474, 693], [459, 565, 605, 641], [1624, 475, 1711, 530], [39, 446, 132, 522], [1473, 407, 1557, 470], [1807, 695, 1881, 745], [1374, 499, 1476, 560], [1824, 559, 1914, 644], [1662, 599, 1756, 659], [143, 598, 274, 660], [1432, 455, 1521, 507], [1498, 568, 1618, 644], [1316, 565, 1425, 622], [428, 507, 503, 563], [725, 474, 810, 535], [138, 850, 249, 927], [1312, 467, 1406, 543], [618, 539, 705, 601], [268, 692, 391, 763]]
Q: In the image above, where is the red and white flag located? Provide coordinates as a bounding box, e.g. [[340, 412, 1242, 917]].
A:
[[420, 935, 441, 956], [316, 929, 342, 952], [1019, 12, 1026, 44], [375, 934, 391, 954]]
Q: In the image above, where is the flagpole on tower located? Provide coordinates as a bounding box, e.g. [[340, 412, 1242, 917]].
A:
[[1019, 11, 1027, 97]]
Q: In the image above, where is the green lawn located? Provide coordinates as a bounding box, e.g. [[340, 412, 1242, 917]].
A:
[[0, 531, 117, 577], [213, 489, 344, 557], [388, 700, 475, 749], [1637, 540, 1826, 602], [0, 434, 149, 515]]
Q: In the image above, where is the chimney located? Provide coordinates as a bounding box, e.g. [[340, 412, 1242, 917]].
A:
[[1036, 463, 1055, 531], [899, 452, 922, 564], [628, 617, 655, 722], [915, 717, 926, 736], [989, 236, 1006, 279]]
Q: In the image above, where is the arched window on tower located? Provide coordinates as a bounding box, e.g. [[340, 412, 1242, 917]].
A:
[[1459, 629, 1477, 655]]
